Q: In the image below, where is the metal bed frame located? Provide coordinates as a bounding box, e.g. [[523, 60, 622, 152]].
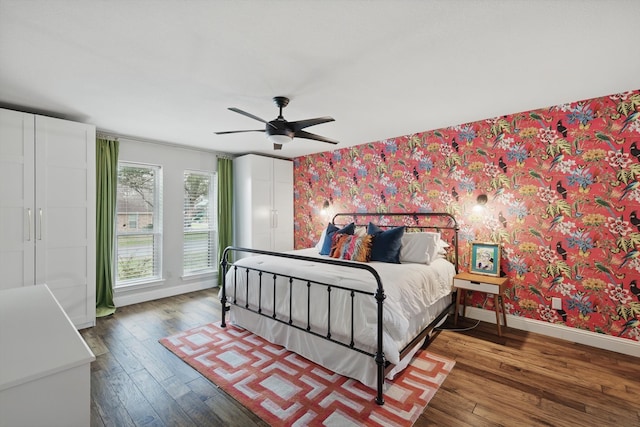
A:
[[220, 212, 459, 405]]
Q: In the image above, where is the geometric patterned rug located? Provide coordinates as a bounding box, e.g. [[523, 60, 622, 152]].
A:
[[160, 322, 454, 427]]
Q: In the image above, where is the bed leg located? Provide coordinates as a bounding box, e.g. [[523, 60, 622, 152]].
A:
[[220, 255, 228, 328], [221, 301, 226, 327], [220, 296, 227, 327], [375, 286, 386, 405], [375, 352, 385, 405]]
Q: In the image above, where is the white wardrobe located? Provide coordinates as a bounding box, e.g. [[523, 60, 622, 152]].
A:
[[234, 154, 293, 254], [0, 108, 96, 329]]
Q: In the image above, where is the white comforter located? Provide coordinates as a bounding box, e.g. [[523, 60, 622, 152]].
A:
[[220, 248, 455, 366]]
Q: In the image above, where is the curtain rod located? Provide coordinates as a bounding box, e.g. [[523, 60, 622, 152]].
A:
[[96, 132, 119, 141], [96, 129, 235, 158]]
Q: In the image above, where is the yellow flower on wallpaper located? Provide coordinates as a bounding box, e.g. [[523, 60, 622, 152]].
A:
[[582, 213, 607, 227], [582, 278, 607, 291], [583, 149, 607, 162]]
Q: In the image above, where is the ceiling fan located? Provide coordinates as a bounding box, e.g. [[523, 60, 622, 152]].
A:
[[215, 96, 339, 150]]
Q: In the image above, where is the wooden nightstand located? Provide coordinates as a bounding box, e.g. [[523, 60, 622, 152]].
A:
[[454, 272, 508, 336]]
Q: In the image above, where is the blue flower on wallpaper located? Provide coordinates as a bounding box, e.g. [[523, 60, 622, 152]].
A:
[[332, 151, 342, 161], [458, 229, 476, 242], [385, 184, 398, 195], [311, 172, 320, 182], [507, 200, 528, 220], [357, 167, 368, 178], [566, 230, 594, 252], [458, 125, 477, 143], [384, 139, 398, 153], [418, 158, 434, 171], [332, 188, 342, 197], [567, 167, 594, 189], [566, 104, 595, 126], [507, 255, 528, 277], [567, 293, 594, 316], [506, 143, 529, 164], [458, 176, 476, 193]]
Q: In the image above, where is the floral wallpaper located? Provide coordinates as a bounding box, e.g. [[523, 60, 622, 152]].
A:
[[293, 89, 640, 343]]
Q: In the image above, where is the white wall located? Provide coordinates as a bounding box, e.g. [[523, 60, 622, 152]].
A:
[[113, 138, 221, 307]]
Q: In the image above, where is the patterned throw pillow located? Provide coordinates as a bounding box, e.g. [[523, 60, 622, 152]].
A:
[[319, 222, 356, 255], [329, 233, 373, 262]]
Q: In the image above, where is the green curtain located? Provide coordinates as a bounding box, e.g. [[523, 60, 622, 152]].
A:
[[217, 157, 233, 271], [96, 137, 119, 317]]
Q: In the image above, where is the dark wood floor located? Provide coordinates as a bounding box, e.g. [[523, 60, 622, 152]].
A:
[[81, 289, 640, 427]]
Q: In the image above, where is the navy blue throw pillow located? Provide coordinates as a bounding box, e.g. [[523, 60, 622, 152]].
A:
[[320, 222, 355, 255], [367, 222, 405, 263]]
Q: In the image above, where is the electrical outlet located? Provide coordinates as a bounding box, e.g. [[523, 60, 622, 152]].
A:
[[552, 297, 562, 310]]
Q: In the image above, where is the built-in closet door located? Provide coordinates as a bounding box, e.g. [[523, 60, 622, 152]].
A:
[[0, 108, 96, 328], [0, 109, 35, 290], [34, 115, 96, 327], [250, 156, 274, 251], [272, 159, 293, 251], [233, 154, 293, 254]]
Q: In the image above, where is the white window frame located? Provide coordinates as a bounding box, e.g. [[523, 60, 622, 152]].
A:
[[115, 162, 163, 287], [183, 170, 217, 276]]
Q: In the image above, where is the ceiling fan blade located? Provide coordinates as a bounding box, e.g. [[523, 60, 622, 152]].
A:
[[228, 108, 277, 129], [273, 143, 283, 150], [294, 130, 339, 145], [289, 116, 335, 132], [214, 129, 264, 135]]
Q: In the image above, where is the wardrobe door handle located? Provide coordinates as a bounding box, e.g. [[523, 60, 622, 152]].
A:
[[38, 208, 43, 240], [27, 208, 32, 241]]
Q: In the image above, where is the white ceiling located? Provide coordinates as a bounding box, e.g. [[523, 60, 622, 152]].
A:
[[1, 0, 639, 159]]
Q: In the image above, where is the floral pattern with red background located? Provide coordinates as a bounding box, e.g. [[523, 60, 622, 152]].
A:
[[293, 89, 640, 343]]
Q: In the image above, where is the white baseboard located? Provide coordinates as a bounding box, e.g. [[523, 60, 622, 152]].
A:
[[462, 306, 639, 358], [114, 280, 217, 308]]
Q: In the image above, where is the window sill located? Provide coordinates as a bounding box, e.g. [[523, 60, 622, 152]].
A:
[[181, 270, 218, 281], [114, 278, 166, 293]]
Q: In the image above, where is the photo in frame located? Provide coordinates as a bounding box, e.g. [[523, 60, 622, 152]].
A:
[[469, 242, 501, 277]]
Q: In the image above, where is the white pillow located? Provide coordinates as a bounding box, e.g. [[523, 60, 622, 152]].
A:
[[315, 228, 327, 251], [400, 232, 440, 264], [437, 238, 449, 255]]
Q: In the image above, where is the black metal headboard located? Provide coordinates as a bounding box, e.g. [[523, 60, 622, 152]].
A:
[[331, 212, 460, 273]]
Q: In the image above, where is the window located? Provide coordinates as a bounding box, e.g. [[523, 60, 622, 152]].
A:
[[115, 162, 163, 286], [183, 170, 217, 274], [127, 214, 138, 229]]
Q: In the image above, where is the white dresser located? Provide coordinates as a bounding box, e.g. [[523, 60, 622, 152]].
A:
[[0, 285, 95, 427]]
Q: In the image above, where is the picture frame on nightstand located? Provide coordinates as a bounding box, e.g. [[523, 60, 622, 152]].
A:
[[469, 241, 501, 277]]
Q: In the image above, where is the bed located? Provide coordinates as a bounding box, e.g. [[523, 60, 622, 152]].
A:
[[219, 212, 459, 405]]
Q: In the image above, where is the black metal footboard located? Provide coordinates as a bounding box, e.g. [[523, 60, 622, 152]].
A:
[[220, 246, 388, 404]]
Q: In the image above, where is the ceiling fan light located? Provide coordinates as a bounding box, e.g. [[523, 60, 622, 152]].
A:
[[268, 134, 293, 144]]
